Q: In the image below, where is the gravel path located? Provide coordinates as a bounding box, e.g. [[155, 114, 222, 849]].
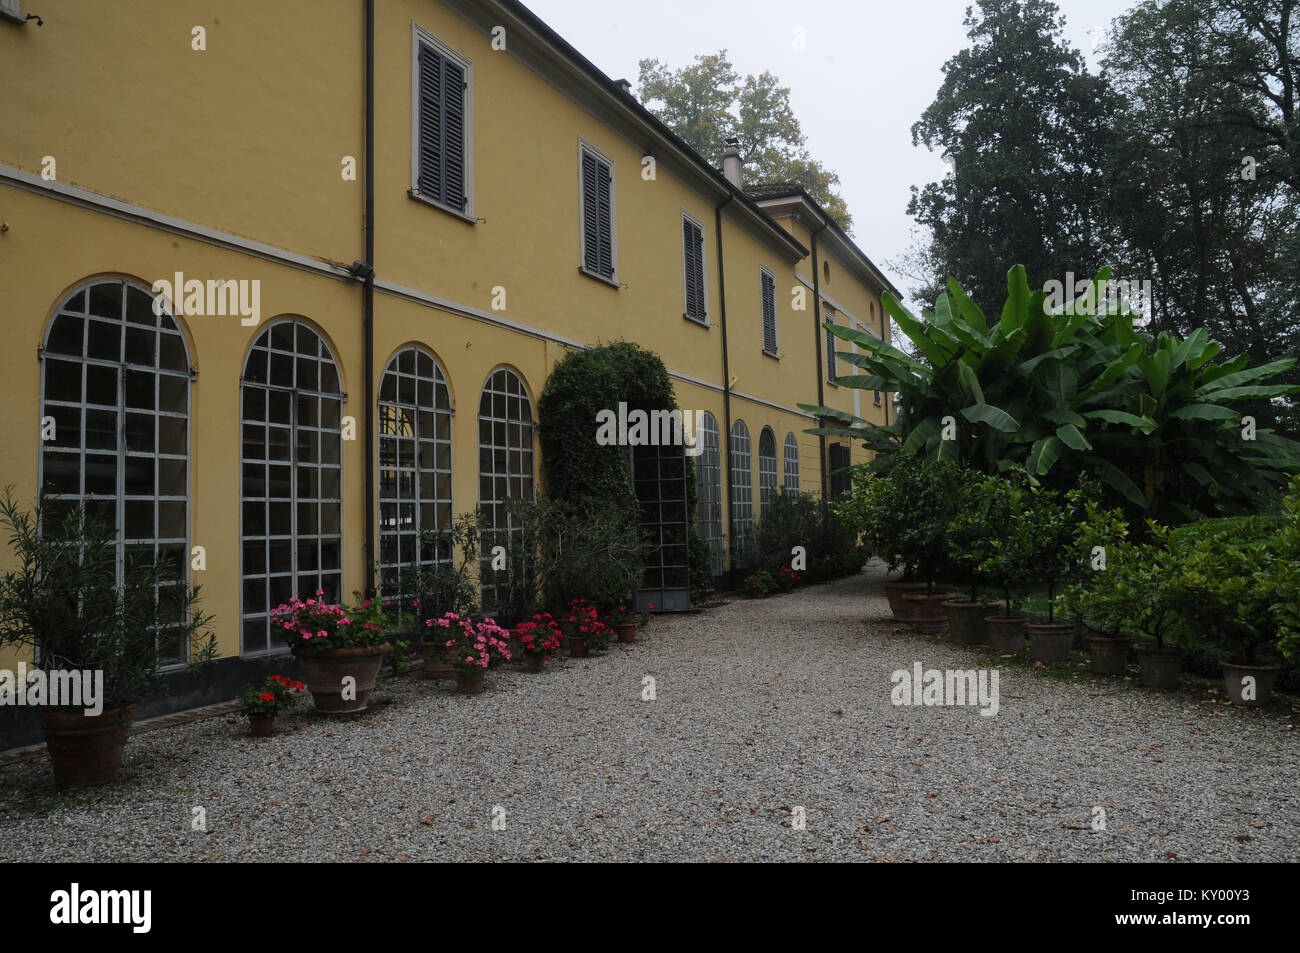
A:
[[2, 561, 1297, 862]]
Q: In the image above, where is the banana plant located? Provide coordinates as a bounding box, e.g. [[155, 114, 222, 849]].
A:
[[802, 265, 1300, 522]]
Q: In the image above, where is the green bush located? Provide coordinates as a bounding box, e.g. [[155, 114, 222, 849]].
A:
[[840, 458, 971, 589]]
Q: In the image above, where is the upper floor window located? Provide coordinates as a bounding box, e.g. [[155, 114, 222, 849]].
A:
[[412, 26, 472, 219], [579, 142, 616, 283], [760, 267, 777, 356], [682, 213, 707, 324]]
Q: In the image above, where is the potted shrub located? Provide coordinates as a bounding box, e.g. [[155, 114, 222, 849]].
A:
[[1172, 515, 1287, 704], [745, 568, 776, 598], [975, 479, 1033, 654], [515, 613, 563, 672], [0, 491, 218, 787], [1009, 479, 1115, 664], [879, 459, 967, 632], [273, 593, 391, 713], [240, 674, 302, 736], [836, 465, 927, 619], [565, 599, 610, 657], [941, 472, 1014, 645], [609, 604, 638, 643], [427, 612, 512, 693]]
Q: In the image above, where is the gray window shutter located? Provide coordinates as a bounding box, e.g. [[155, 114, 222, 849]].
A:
[[595, 157, 613, 278], [582, 151, 600, 274], [417, 44, 444, 201], [826, 316, 838, 379], [418, 41, 466, 211], [761, 272, 777, 353], [442, 58, 466, 211], [683, 219, 705, 320]]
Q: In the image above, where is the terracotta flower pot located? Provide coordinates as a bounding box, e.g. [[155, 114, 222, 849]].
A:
[[615, 623, 636, 643], [902, 592, 954, 634], [419, 639, 455, 680], [986, 616, 1026, 654], [248, 714, 275, 737], [36, 704, 137, 788], [1086, 636, 1131, 676], [884, 581, 928, 621], [559, 621, 573, 651], [1135, 644, 1183, 690], [1027, 622, 1076, 664], [455, 667, 486, 694], [569, 635, 588, 658], [942, 600, 993, 644], [1220, 661, 1279, 706], [293, 643, 389, 713], [524, 653, 546, 673]]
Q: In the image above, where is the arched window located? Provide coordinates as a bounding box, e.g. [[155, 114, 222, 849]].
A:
[[729, 420, 753, 550], [240, 320, 343, 655], [40, 278, 193, 665], [783, 432, 800, 493], [377, 347, 453, 593], [694, 411, 723, 576], [478, 368, 535, 609], [758, 427, 778, 515]]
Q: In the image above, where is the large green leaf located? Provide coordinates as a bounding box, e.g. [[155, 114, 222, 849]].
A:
[[1055, 423, 1092, 451], [1027, 436, 1062, 475], [960, 403, 1019, 432], [1083, 409, 1156, 431], [1169, 403, 1241, 421]]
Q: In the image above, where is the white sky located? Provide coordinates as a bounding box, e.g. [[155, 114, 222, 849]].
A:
[[524, 0, 1136, 299]]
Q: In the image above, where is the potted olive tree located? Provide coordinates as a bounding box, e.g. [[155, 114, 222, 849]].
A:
[[872, 459, 964, 633], [1170, 516, 1286, 704], [1007, 479, 1112, 665], [943, 472, 1018, 644], [0, 490, 217, 787], [1062, 524, 1182, 678], [837, 465, 925, 620]]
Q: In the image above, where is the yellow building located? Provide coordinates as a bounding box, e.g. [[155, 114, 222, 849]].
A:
[[0, 0, 896, 734]]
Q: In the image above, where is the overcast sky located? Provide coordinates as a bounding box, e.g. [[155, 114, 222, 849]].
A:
[[524, 0, 1136, 300]]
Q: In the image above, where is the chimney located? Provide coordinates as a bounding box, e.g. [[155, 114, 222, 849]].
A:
[[722, 138, 743, 188]]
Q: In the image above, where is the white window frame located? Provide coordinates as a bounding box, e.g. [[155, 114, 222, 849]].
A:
[[681, 209, 708, 326], [577, 138, 618, 287], [410, 21, 475, 222]]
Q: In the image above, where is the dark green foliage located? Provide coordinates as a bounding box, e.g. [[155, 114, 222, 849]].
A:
[[803, 265, 1300, 524], [0, 489, 218, 709], [688, 526, 714, 603], [739, 491, 856, 576], [539, 342, 707, 608]]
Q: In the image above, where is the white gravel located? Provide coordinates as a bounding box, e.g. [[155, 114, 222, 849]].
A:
[[1, 560, 1297, 862]]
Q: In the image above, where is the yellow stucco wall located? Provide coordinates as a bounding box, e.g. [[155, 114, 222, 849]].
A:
[[0, 0, 895, 669]]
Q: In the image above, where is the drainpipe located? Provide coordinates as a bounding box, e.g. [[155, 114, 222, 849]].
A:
[[363, 0, 376, 594], [715, 193, 735, 581], [809, 218, 830, 498]]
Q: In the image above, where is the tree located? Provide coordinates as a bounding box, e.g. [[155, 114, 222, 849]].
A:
[[907, 0, 1117, 310], [800, 265, 1300, 524], [637, 51, 853, 230], [1102, 0, 1300, 434]]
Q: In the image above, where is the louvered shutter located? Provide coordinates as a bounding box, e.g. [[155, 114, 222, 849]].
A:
[[683, 219, 705, 321], [582, 151, 600, 275], [417, 43, 444, 202], [826, 315, 838, 379], [595, 156, 613, 278], [417, 40, 467, 212], [442, 57, 466, 211], [761, 271, 777, 353]]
